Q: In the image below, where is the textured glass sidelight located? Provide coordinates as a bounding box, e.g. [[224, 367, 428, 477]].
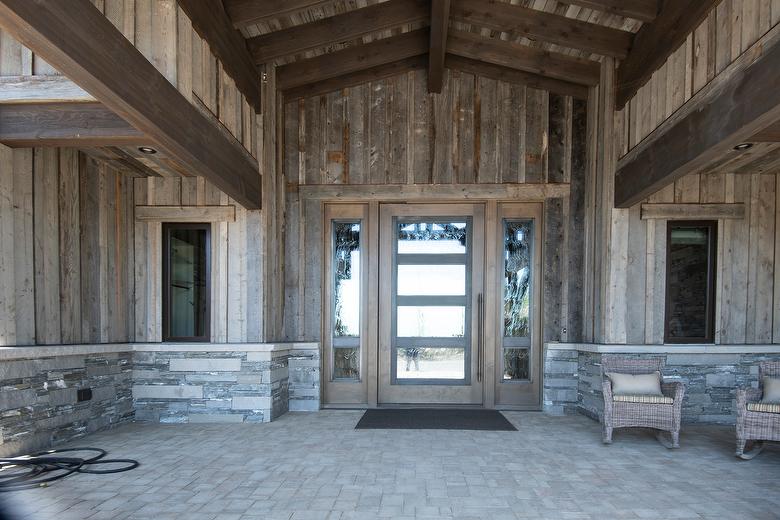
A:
[[504, 221, 533, 338], [397, 222, 467, 254], [503, 349, 529, 380], [334, 223, 361, 338], [333, 347, 360, 379]]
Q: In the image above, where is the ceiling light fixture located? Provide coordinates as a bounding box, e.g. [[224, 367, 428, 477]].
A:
[[138, 146, 157, 155], [733, 143, 753, 151]]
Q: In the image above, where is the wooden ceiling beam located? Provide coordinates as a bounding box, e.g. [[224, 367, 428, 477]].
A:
[[224, 0, 333, 28], [282, 55, 427, 101], [428, 0, 451, 93], [246, 0, 429, 64], [277, 29, 429, 91], [445, 55, 588, 99], [615, 0, 723, 109], [451, 0, 632, 58], [564, 0, 658, 23], [447, 29, 600, 86], [614, 27, 780, 207], [177, 0, 262, 112], [0, 0, 261, 209], [0, 75, 95, 104], [0, 102, 146, 148]]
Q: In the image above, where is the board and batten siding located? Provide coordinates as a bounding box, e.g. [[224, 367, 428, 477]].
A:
[[0, 145, 135, 345], [281, 69, 588, 345]]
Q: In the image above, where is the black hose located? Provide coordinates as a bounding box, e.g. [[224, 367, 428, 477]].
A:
[[0, 447, 139, 491]]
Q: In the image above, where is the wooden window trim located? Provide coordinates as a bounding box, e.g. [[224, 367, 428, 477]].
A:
[[162, 223, 212, 342], [664, 220, 717, 344]]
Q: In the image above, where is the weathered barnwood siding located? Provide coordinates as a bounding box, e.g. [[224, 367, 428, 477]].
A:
[[0, 145, 135, 345], [587, 2, 780, 345], [620, 0, 780, 154], [0, 0, 258, 160], [281, 69, 587, 344]]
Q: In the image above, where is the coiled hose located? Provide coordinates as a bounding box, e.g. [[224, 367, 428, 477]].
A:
[[0, 447, 139, 491]]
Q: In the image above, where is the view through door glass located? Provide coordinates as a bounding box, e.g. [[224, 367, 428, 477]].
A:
[[392, 219, 471, 384]]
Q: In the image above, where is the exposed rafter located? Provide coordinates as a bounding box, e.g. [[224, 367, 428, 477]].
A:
[[445, 55, 588, 99], [246, 0, 429, 64], [0, 0, 261, 209], [428, 0, 451, 93], [451, 0, 632, 58], [283, 55, 428, 101], [447, 29, 601, 86], [614, 27, 780, 207], [276, 29, 429, 91], [615, 0, 723, 108], [177, 0, 262, 112], [565, 0, 658, 23], [224, 0, 333, 28], [0, 102, 145, 148]]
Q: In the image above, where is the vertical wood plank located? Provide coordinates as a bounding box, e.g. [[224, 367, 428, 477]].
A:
[[59, 149, 81, 343], [0, 145, 15, 344], [525, 88, 548, 183], [34, 148, 61, 344]]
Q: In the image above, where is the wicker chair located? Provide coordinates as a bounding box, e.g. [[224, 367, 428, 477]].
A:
[[601, 356, 685, 448], [736, 362, 780, 459]]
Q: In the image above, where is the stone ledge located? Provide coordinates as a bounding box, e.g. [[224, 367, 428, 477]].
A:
[[0, 342, 320, 361], [546, 343, 780, 354]]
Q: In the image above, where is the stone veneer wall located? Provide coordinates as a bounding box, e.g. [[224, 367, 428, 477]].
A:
[[543, 348, 579, 415], [0, 351, 134, 457], [132, 344, 320, 423], [577, 351, 780, 424]]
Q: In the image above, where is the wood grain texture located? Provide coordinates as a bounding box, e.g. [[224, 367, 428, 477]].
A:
[[0, 75, 95, 103], [428, 0, 451, 93], [564, 0, 658, 22], [640, 203, 745, 219], [450, 0, 632, 58], [134, 205, 236, 222], [224, 0, 333, 28], [0, 0, 262, 209]]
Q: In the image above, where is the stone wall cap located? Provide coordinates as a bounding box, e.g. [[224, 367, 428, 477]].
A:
[[545, 343, 780, 354]]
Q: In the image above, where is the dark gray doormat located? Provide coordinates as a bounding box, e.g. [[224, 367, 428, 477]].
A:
[[355, 408, 517, 431]]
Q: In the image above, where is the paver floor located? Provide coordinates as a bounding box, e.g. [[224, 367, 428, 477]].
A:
[[2, 411, 779, 519]]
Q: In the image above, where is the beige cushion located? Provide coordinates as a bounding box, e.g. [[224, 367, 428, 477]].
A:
[[762, 376, 780, 403], [747, 402, 780, 414], [613, 394, 673, 405], [607, 371, 663, 396]]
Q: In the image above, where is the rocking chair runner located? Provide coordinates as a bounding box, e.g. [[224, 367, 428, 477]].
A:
[[601, 356, 685, 448], [736, 362, 780, 460]]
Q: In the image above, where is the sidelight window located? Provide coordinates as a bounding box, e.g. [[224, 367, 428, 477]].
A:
[[332, 221, 362, 380], [502, 220, 534, 381]]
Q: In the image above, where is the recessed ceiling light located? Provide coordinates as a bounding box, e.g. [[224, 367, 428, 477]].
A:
[[138, 146, 157, 154], [733, 143, 753, 151]]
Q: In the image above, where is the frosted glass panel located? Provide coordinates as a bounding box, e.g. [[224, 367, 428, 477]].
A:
[[334, 222, 360, 337], [397, 265, 466, 296], [397, 222, 467, 254], [504, 348, 529, 380], [397, 306, 465, 337], [396, 348, 465, 379], [504, 221, 533, 338], [334, 347, 359, 379]]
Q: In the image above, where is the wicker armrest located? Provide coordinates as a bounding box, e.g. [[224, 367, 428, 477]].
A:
[[661, 381, 685, 403], [736, 388, 763, 412], [602, 379, 613, 416]]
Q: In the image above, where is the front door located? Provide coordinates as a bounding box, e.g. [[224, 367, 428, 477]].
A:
[[378, 204, 485, 405]]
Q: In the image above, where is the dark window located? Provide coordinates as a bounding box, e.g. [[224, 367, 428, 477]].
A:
[[664, 221, 717, 343], [163, 223, 211, 342]]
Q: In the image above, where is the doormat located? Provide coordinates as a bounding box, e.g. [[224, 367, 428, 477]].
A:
[[355, 408, 517, 431]]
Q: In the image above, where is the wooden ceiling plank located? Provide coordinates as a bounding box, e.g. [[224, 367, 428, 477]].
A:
[[614, 26, 780, 207], [0, 0, 261, 209], [564, 0, 658, 23], [282, 55, 428, 101], [177, 0, 262, 112], [615, 0, 723, 109], [246, 0, 429, 64], [224, 0, 333, 28], [0, 101, 146, 148], [447, 29, 600, 86], [0, 75, 95, 104], [428, 0, 451, 93], [276, 29, 429, 90], [445, 54, 588, 99], [450, 0, 632, 58]]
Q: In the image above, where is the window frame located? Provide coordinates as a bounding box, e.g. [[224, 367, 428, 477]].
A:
[[162, 222, 211, 342], [664, 220, 717, 344]]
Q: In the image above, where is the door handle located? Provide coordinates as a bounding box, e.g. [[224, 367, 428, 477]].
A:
[[477, 293, 484, 383]]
